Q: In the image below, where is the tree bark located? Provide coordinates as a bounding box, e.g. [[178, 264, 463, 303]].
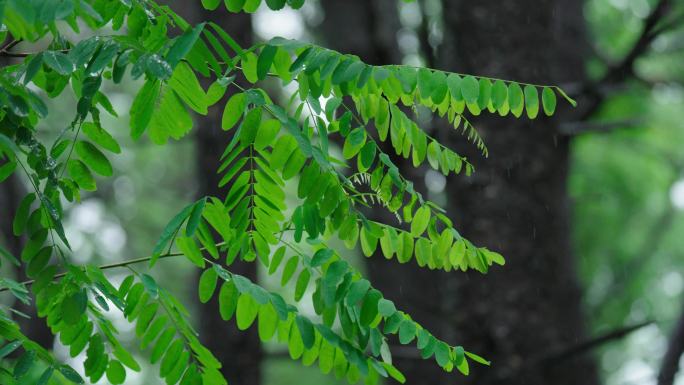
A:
[[172, 6, 262, 385], [436, 1, 599, 384], [320, 1, 600, 385]]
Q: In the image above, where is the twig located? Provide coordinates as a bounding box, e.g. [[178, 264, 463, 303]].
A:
[[494, 320, 654, 381], [558, 118, 645, 135], [576, 0, 674, 121], [540, 320, 654, 365], [657, 299, 684, 385], [0, 252, 183, 293]]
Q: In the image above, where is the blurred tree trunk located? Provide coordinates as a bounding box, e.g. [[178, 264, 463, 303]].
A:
[[172, 6, 262, 385], [438, 1, 598, 384], [320, 1, 599, 385], [0, 176, 54, 347], [0, 53, 53, 349], [318, 1, 455, 379]]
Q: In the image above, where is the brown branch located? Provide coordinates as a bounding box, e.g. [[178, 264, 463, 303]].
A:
[[541, 320, 654, 365], [559, 118, 645, 135], [494, 320, 654, 381], [657, 299, 684, 385], [574, 0, 674, 123], [598, 0, 673, 86], [416, 0, 436, 68]]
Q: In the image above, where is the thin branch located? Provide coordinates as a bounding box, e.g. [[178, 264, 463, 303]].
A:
[[0, 252, 182, 293], [0, 39, 22, 53], [416, 0, 436, 68], [492, 320, 654, 381], [657, 299, 684, 385], [0, 49, 69, 58], [540, 320, 654, 365], [576, 0, 674, 121], [598, 0, 673, 87], [558, 118, 645, 135]]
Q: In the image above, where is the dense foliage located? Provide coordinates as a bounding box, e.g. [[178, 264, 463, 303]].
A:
[[0, 1, 574, 384]]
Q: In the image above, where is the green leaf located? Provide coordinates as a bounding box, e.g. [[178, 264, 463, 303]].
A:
[[398, 320, 417, 344], [461, 76, 479, 104], [310, 248, 334, 267], [491, 80, 508, 111], [168, 62, 209, 115], [254, 119, 281, 151], [13, 193, 35, 236], [0, 244, 20, 266], [508, 82, 524, 118], [59, 365, 84, 384], [541, 87, 557, 116], [295, 315, 315, 349], [199, 268, 218, 303], [219, 281, 238, 320], [257, 45, 277, 81], [377, 298, 396, 317], [257, 303, 278, 341], [288, 0, 305, 9], [382, 363, 406, 384], [266, 0, 286, 9], [148, 85, 193, 144], [43, 51, 74, 75], [203, 0, 222, 9], [360, 289, 381, 326], [186, 197, 207, 237], [410, 206, 430, 236], [106, 360, 126, 384], [75, 140, 112, 176], [555, 87, 577, 107], [225, 0, 247, 12], [176, 237, 205, 268], [0, 341, 22, 359], [130, 80, 160, 140], [81, 122, 121, 154], [289, 46, 313, 73], [281, 255, 299, 286], [241, 52, 259, 83], [67, 160, 96, 191], [13, 350, 35, 378], [523, 85, 539, 119], [166, 23, 205, 68], [236, 294, 259, 330], [150, 202, 195, 266], [222, 92, 246, 130], [36, 367, 54, 385], [342, 127, 366, 159], [268, 246, 286, 274], [294, 269, 310, 301], [61, 289, 87, 324]]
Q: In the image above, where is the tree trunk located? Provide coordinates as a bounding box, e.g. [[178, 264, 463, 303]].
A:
[[437, 1, 599, 384], [172, 6, 262, 385], [1, 48, 54, 350], [319, 1, 600, 385]]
